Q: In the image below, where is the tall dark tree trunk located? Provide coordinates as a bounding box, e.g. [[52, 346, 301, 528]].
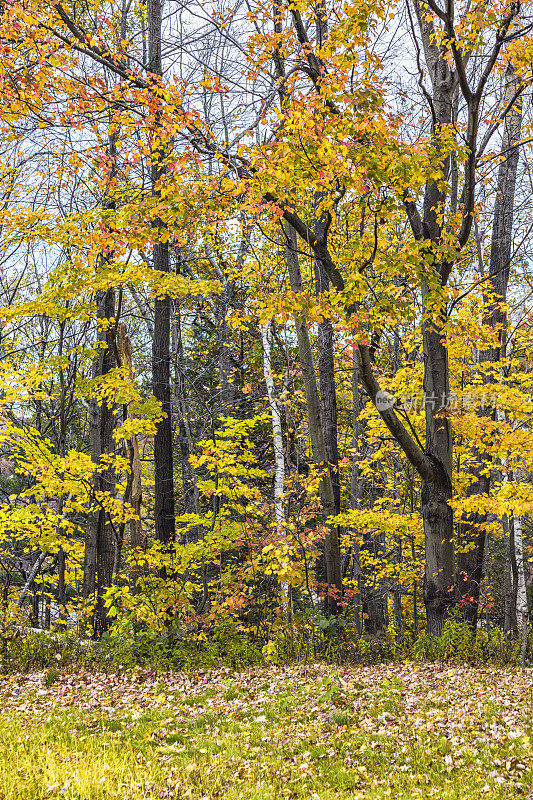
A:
[[83, 286, 117, 634], [31, 580, 39, 627], [57, 546, 67, 631], [392, 333, 402, 635], [315, 262, 340, 514], [153, 282, 175, 545], [349, 351, 362, 635], [457, 61, 522, 628], [413, 4, 457, 634], [313, 1, 340, 516], [149, 0, 175, 546], [96, 291, 116, 630], [421, 310, 455, 634]]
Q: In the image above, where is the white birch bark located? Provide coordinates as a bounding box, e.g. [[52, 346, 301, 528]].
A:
[[261, 320, 291, 618], [261, 320, 285, 533], [513, 515, 528, 630], [499, 415, 528, 638]]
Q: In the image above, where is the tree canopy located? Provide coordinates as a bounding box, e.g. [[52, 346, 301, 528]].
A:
[[0, 0, 532, 648]]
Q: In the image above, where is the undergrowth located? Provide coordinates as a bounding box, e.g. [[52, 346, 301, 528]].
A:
[[0, 614, 528, 673]]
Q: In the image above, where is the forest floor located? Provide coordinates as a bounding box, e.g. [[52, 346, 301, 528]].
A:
[[0, 663, 532, 799]]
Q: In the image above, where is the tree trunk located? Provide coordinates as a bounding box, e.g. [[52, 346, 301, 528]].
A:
[[172, 298, 199, 528], [512, 514, 528, 634], [422, 313, 455, 635], [116, 324, 144, 591], [349, 350, 362, 635], [392, 335, 402, 636], [284, 222, 342, 612], [261, 321, 285, 533], [57, 547, 67, 631], [83, 286, 117, 635], [149, 0, 175, 546], [261, 320, 291, 615], [414, 6, 456, 634], [313, 0, 340, 515], [216, 280, 235, 414], [504, 514, 518, 636], [152, 241, 175, 547], [96, 291, 116, 633]]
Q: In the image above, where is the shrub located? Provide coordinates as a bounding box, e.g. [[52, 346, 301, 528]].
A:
[[43, 666, 60, 688], [0, 630, 100, 673], [410, 616, 525, 666], [0, 610, 529, 674]]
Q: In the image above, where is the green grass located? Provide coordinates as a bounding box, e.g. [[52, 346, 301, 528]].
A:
[[0, 664, 531, 798]]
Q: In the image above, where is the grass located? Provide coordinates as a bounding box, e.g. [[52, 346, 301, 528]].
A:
[[0, 664, 531, 798]]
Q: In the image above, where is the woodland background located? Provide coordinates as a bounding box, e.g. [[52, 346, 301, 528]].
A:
[[0, 0, 532, 666]]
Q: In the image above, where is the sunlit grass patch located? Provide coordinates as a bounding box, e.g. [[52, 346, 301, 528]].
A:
[[0, 665, 531, 798]]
